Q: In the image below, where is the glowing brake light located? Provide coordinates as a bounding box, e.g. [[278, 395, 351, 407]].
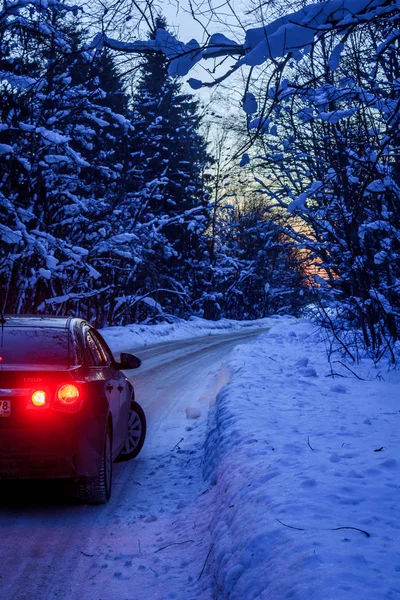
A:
[[31, 390, 47, 406], [57, 384, 80, 405]]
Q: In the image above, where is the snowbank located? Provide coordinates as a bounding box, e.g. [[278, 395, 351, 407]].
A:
[[100, 316, 273, 351], [204, 316, 399, 600]]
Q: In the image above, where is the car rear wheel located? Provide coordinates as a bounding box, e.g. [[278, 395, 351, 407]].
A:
[[78, 426, 112, 504], [117, 401, 146, 461]]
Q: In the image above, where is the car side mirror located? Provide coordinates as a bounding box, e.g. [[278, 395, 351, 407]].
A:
[[118, 353, 142, 370]]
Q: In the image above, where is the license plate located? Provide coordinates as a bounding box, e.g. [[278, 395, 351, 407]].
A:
[[0, 400, 11, 417]]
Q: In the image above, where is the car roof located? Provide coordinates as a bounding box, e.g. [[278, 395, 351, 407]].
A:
[[3, 315, 76, 329]]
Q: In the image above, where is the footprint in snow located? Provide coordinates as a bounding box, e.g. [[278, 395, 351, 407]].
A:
[[331, 384, 347, 394], [300, 478, 317, 488], [114, 571, 129, 580], [380, 458, 398, 469], [144, 515, 158, 523], [299, 367, 318, 377], [296, 357, 309, 367]]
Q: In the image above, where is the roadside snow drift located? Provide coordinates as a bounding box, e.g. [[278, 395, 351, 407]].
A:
[[204, 317, 399, 600], [101, 316, 271, 351]]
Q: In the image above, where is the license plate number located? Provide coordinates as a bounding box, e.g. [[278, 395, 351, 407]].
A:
[[0, 400, 11, 417]]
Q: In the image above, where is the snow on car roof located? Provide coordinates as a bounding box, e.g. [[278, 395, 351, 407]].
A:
[[3, 315, 72, 329]]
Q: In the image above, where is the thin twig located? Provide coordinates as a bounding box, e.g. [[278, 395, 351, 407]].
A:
[[307, 437, 314, 451], [138, 539, 141, 554], [89, 570, 101, 580], [334, 361, 365, 381], [331, 526, 370, 537], [276, 519, 305, 531], [198, 543, 214, 581], [155, 540, 194, 554], [325, 372, 347, 378], [149, 566, 158, 574], [80, 551, 94, 557], [277, 520, 371, 537], [172, 438, 184, 451]]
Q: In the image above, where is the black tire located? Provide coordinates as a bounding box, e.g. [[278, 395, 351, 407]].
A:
[[78, 426, 112, 504], [117, 400, 146, 461]]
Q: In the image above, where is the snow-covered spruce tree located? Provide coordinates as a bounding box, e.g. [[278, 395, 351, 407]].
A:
[[0, 0, 88, 313], [0, 4, 136, 321], [62, 45, 146, 326], [125, 15, 212, 321]]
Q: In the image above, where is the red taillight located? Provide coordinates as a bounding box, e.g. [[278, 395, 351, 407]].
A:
[[57, 384, 80, 405], [31, 390, 47, 407]]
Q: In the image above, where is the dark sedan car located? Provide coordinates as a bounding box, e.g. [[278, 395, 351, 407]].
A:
[[0, 315, 146, 504]]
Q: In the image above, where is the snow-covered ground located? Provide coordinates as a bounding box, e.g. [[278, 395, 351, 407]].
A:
[[100, 315, 272, 351], [203, 316, 400, 600], [1, 317, 398, 600]]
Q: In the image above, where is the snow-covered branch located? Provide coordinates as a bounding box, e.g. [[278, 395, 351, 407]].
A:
[[90, 0, 399, 84]]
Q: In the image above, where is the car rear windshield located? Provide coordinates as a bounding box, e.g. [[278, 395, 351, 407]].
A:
[[0, 327, 70, 366]]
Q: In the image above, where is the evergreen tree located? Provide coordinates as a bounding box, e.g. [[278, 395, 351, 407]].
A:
[[0, 5, 134, 319], [127, 15, 212, 319]]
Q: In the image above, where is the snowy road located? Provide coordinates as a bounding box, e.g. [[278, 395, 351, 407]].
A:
[[0, 328, 267, 600]]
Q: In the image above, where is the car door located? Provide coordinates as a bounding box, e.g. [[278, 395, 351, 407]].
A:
[[84, 327, 121, 449], [92, 331, 130, 451]]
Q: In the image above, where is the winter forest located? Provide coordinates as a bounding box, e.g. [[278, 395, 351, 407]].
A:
[[1, 0, 400, 362]]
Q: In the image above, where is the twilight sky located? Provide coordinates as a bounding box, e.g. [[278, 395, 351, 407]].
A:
[[162, 0, 249, 44]]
